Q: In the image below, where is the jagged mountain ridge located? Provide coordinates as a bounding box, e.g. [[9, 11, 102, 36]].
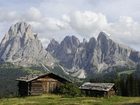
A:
[[0, 22, 55, 67], [47, 32, 139, 73], [0, 22, 139, 78]]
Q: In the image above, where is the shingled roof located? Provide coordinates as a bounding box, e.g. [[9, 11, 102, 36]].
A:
[[80, 82, 115, 92], [16, 73, 43, 82], [16, 72, 72, 82]]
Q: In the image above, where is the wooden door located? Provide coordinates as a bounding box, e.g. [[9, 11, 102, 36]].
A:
[[42, 81, 58, 93]]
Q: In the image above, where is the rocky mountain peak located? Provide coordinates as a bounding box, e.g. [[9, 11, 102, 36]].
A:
[[8, 22, 35, 40], [47, 31, 137, 74], [0, 22, 55, 67], [46, 39, 59, 54], [50, 38, 59, 44], [97, 31, 110, 41], [88, 37, 96, 45], [61, 36, 80, 48], [97, 32, 110, 58], [86, 37, 96, 53]]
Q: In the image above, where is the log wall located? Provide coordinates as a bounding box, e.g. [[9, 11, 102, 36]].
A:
[[30, 76, 62, 95], [18, 73, 68, 96]]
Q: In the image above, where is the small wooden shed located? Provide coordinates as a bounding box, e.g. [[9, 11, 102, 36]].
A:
[[16, 73, 70, 96], [80, 82, 115, 97]]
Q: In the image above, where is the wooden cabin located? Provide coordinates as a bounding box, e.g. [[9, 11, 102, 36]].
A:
[[80, 82, 115, 97], [16, 73, 70, 96]]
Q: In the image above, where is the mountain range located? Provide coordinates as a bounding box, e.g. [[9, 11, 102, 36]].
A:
[[0, 22, 140, 78], [46, 32, 140, 77]]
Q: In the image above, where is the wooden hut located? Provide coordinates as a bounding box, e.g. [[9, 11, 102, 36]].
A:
[[80, 82, 115, 97], [16, 73, 70, 96]]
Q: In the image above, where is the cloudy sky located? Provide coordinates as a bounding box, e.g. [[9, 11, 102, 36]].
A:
[[0, 0, 140, 50]]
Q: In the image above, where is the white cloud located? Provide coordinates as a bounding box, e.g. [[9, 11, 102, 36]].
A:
[[108, 16, 140, 47], [0, 9, 19, 22], [25, 7, 69, 32], [0, 0, 140, 51], [69, 11, 108, 37], [26, 7, 42, 21], [63, 11, 140, 50], [42, 17, 68, 31], [0, 6, 71, 45]]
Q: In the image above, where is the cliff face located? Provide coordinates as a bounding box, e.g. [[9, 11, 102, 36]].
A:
[[0, 22, 55, 67], [47, 32, 136, 73]]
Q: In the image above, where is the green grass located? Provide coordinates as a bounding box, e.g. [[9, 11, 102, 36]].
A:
[[0, 94, 140, 105]]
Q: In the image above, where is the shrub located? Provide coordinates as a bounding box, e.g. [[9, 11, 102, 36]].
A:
[[58, 83, 81, 97]]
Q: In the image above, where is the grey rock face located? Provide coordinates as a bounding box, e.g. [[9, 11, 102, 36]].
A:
[[95, 32, 134, 71], [0, 22, 55, 67], [56, 36, 80, 69], [46, 39, 59, 55], [129, 51, 140, 62], [47, 35, 97, 72], [47, 36, 82, 69], [47, 31, 137, 73]]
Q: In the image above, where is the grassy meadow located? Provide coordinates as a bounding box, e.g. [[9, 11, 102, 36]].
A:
[[0, 94, 140, 105]]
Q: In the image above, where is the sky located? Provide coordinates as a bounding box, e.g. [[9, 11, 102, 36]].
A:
[[0, 0, 140, 50]]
